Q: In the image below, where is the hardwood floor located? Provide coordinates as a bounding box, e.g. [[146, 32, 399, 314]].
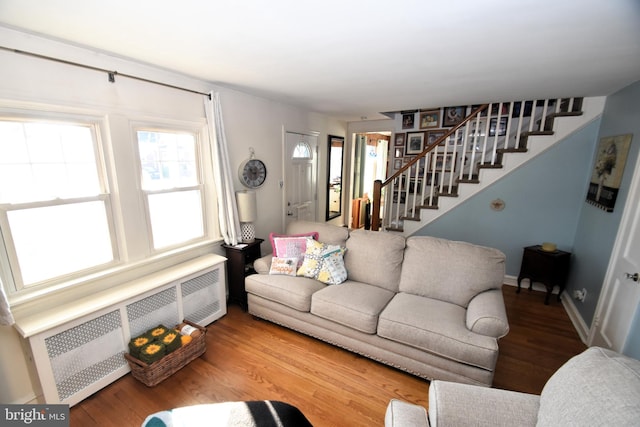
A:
[[70, 286, 586, 426]]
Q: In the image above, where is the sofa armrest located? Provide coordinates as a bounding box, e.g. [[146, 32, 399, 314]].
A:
[[253, 254, 273, 275], [466, 289, 509, 338], [428, 380, 539, 427], [385, 399, 429, 427]]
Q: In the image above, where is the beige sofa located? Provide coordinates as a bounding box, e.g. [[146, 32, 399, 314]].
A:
[[245, 221, 509, 386], [385, 346, 640, 427]]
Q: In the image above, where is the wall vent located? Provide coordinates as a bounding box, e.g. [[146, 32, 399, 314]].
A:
[[126, 286, 179, 338], [24, 255, 226, 406], [45, 310, 126, 401], [181, 269, 223, 325]]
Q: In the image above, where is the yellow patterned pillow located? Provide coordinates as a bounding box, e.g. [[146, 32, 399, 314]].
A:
[[297, 237, 347, 285]]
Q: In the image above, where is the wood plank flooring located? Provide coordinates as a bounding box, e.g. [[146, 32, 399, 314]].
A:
[[70, 286, 586, 426]]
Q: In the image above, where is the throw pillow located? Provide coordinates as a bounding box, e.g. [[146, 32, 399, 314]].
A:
[[269, 232, 319, 268], [269, 257, 298, 276], [297, 237, 347, 285]]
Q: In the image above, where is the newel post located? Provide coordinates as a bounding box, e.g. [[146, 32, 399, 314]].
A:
[[371, 179, 382, 231]]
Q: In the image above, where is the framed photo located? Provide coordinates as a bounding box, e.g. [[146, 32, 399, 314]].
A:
[[419, 110, 440, 129], [489, 117, 508, 137], [468, 119, 487, 137], [395, 146, 404, 158], [394, 132, 406, 146], [408, 178, 422, 193], [434, 153, 457, 172], [586, 133, 633, 212], [406, 132, 425, 155], [426, 130, 446, 146], [402, 113, 415, 130], [393, 159, 402, 170], [443, 106, 466, 127], [511, 101, 533, 117]]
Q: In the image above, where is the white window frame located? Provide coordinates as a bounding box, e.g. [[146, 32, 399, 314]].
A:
[[0, 112, 119, 293], [132, 124, 209, 253]]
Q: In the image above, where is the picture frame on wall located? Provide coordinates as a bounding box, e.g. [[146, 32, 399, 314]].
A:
[[402, 113, 415, 129], [406, 132, 425, 155], [394, 132, 406, 146], [419, 110, 440, 129], [426, 130, 446, 146], [434, 153, 457, 172], [443, 106, 466, 127], [489, 117, 508, 137], [394, 159, 402, 170], [395, 146, 404, 158], [586, 133, 633, 212]]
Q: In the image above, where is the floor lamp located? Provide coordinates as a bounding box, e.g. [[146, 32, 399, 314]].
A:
[[236, 190, 257, 243]]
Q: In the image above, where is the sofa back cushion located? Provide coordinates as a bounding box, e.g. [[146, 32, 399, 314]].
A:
[[399, 236, 505, 307], [537, 347, 640, 426], [286, 221, 349, 247], [345, 229, 406, 292]]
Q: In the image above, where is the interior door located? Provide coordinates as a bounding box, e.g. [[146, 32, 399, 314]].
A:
[[590, 153, 640, 354], [284, 131, 318, 230]]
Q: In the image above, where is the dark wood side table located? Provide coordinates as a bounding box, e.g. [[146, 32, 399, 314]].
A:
[[517, 245, 571, 304], [222, 238, 263, 310]]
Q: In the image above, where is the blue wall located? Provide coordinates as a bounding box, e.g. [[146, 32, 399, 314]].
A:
[[416, 82, 640, 342], [415, 119, 600, 276], [570, 82, 640, 327]]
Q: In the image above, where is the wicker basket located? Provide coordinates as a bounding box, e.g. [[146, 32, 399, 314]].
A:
[[124, 320, 206, 386]]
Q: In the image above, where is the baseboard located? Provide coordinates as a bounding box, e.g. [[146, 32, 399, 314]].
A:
[[561, 295, 590, 345], [504, 275, 589, 345]]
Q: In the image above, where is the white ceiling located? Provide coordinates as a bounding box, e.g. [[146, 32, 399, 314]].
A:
[[1, 0, 639, 121]]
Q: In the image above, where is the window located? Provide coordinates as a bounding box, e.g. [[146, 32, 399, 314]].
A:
[[136, 129, 204, 249], [0, 119, 114, 290]]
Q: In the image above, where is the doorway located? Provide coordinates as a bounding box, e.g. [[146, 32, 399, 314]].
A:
[[351, 132, 390, 229]]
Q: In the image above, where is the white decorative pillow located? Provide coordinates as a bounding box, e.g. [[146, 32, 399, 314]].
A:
[[297, 237, 347, 285], [269, 257, 298, 276]]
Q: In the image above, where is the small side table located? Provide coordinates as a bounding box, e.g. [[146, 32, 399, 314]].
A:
[[517, 245, 571, 304], [222, 238, 263, 310]]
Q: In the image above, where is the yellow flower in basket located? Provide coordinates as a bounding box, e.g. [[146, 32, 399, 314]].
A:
[[162, 331, 181, 354], [148, 325, 168, 338], [180, 335, 193, 346], [139, 342, 166, 364]]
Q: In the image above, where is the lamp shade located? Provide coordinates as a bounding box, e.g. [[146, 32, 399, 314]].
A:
[[236, 190, 257, 222]]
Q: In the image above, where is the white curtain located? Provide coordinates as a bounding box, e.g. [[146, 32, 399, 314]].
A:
[[205, 91, 242, 246], [0, 279, 14, 326]]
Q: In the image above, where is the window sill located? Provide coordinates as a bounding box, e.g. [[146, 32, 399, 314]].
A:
[[10, 238, 226, 335]]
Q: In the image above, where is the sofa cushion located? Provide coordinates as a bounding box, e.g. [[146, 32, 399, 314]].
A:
[[378, 293, 498, 370], [344, 229, 406, 292], [269, 257, 298, 276], [399, 236, 505, 307], [245, 274, 326, 312], [537, 346, 640, 426], [311, 281, 396, 334], [286, 220, 349, 247]]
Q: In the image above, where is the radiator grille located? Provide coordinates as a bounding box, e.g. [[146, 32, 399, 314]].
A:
[[126, 286, 179, 337], [182, 269, 221, 325], [45, 310, 126, 401]]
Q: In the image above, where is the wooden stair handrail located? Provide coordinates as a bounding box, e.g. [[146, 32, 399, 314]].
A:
[[371, 104, 489, 231]]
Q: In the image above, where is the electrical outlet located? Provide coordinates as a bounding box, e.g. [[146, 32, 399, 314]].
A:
[[573, 288, 587, 302]]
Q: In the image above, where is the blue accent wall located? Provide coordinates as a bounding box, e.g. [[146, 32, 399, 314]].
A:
[[416, 82, 640, 349], [415, 119, 600, 276]]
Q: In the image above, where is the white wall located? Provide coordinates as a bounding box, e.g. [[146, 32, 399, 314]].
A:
[[0, 26, 346, 404]]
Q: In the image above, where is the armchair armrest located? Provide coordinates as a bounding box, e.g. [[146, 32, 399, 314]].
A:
[[428, 380, 539, 427], [466, 289, 509, 338], [253, 254, 273, 275]]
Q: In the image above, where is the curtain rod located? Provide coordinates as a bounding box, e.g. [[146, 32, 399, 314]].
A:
[[0, 45, 211, 99]]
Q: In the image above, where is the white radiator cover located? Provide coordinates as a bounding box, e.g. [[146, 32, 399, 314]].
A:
[[23, 254, 226, 406]]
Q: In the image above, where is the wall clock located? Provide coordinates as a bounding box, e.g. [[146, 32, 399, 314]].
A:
[[239, 158, 267, 188]]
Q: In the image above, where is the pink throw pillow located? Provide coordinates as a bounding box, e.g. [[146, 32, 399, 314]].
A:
[[269, 232, 319, 268]]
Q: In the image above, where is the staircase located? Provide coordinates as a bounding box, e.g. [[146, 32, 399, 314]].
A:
[[371, 96, 606, 235]]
